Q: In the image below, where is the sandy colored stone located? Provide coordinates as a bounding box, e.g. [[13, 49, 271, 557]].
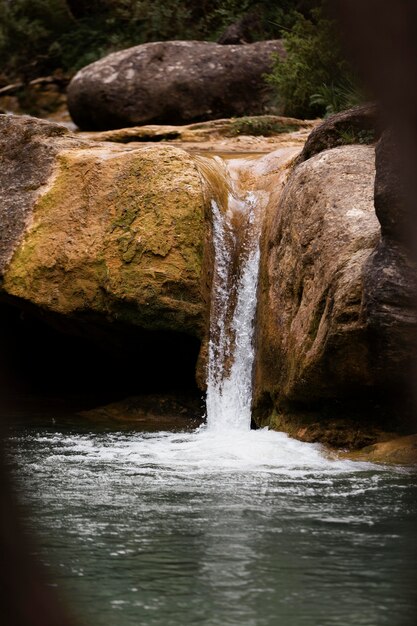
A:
[[80, 116, 316, 144], [253, 145, 380, 415], [0, 115, 210, 337]]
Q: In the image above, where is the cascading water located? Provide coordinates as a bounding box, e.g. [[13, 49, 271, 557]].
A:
[[200, 150, 297, 435], [206, 184, 264, 432]]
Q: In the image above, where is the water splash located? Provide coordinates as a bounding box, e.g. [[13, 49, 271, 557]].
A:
[[195, 149, 375, 469]]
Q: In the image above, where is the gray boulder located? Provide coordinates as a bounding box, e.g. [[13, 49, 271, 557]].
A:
[[67, 40, 284, 130]]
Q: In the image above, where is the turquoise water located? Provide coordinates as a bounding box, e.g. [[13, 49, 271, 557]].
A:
[[6, 422, 417, 626]]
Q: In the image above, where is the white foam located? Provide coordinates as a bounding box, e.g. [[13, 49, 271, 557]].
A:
[[20, 428, 374, 477]]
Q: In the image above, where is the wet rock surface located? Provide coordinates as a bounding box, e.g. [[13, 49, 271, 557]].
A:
[[67, 40, 285, 130], [256, 406, 400, 451]]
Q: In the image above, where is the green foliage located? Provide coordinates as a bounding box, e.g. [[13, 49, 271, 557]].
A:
[[337, 127, 375, 146], [0, 0, 303, 82], [266, 3, 359, 118], [0, 0, 72, 80], [310, 79, 362, 117], [229, 116, 298, 136]]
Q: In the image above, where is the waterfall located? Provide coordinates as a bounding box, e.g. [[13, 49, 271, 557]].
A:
[[206, 164, 265, 432]]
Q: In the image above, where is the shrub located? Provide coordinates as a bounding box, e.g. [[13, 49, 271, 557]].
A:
[[0, 0, 301, 81], [309, 79, 362, 117], [0, 0, 72, 80], [266, 3, 360, 118]]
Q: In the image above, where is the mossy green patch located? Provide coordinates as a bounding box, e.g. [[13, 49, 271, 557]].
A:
[[228, 116, 299, 137], [3, 143, 208, 337]]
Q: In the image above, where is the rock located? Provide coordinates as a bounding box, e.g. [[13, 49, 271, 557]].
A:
[[79, 116, 315, 144], [260, 409, 396, 450], [253, 145, 380, 417], [341, 434, 417, 464], [254, 139, 417, 442], [373, 130, 411, 241], [0, 114, 210, 339], [363, 239, 417, 388], [297, 103, 380, 163], [78, 394, 204, 431], [67, 40, 285, 130], [0, 115, 69, 274]]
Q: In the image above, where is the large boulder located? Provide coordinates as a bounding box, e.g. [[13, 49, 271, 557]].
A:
[[253, 145, 380, 428], [0, 114, 210, 339], [253, 138, 417, 445], [67, 40, 285, 130]]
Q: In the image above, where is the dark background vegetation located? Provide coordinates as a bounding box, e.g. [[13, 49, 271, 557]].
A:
[[0, 0, 360, 118]]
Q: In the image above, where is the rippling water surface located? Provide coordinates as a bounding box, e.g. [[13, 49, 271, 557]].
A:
[[7, 424, 417, 626]]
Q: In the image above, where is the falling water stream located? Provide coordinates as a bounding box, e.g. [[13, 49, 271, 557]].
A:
[[206, 181, 263, 430], [5, 152, 417, 626]]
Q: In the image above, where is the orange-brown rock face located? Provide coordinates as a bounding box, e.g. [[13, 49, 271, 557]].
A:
[[0, 114, 209, 339], [253, 145, 380, 417]]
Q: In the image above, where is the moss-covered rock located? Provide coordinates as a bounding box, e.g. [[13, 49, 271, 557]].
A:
[[0, 115, 210, 339]]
